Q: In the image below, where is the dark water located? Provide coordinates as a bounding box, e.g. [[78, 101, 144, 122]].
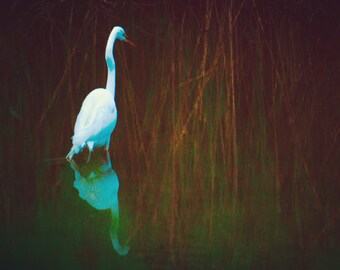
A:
[[1, 150, 339, 269]]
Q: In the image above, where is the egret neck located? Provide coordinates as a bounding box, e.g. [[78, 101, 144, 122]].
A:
[[105, 29, 118, 97]]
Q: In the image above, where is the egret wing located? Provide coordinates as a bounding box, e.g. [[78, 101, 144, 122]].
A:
[[72, 90, 116, 147]]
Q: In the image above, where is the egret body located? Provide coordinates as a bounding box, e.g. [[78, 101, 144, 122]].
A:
[[66, 26, 134, 161]]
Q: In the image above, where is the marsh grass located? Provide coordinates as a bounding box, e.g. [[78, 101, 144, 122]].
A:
[[1, 0, 339, 268]]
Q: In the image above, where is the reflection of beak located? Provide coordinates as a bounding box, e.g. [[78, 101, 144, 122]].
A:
[[123, 33, 136, 47]]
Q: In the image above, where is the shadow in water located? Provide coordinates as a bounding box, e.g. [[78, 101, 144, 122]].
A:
[[67, 151, 129, 256]]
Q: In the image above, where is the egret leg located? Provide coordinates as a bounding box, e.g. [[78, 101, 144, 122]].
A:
[[105, 149, 111, 162], [86, 141, 94, 163], [105, 139, 111, 162], [66, 156, 80, 173], [87, 151, 92, 163], [66, 149, 74, 161], [66, 149, 81, 172], [66, 144, 82, 161]]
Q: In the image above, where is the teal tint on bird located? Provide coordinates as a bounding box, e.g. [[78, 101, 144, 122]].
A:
[[106, 57, 115, 72]]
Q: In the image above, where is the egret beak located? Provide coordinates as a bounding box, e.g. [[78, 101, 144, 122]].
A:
[[123, 33, 136, 47]]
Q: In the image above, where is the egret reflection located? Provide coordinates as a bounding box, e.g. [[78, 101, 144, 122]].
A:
[[67, 151, 129, 256]]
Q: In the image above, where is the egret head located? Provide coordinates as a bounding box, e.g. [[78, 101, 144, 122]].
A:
[[114, 26, 126, 40], [114, 26, 136, 47]]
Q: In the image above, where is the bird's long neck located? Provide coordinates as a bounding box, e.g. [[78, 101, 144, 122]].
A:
[[105, 30, 118, 97]]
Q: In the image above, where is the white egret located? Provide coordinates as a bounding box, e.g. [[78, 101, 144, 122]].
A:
[[66, 26, 135, 162]]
